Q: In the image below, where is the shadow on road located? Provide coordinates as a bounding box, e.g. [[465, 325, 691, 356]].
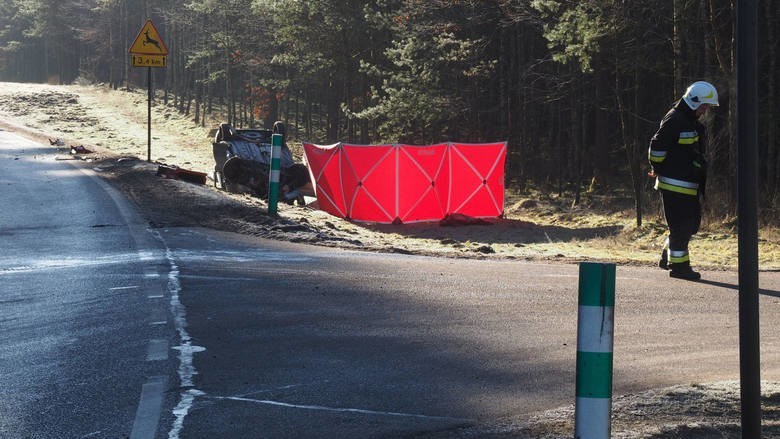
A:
[[696, 278, 780, 298], [364, 218, 624, 245]]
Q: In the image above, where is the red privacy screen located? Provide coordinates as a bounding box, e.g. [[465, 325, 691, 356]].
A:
[[303, 142, 507, 223]]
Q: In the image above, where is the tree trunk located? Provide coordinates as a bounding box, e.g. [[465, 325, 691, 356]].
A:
[[673, 0, 683, 95]]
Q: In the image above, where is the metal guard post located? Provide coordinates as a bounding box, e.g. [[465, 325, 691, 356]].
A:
[[575, 262, 616, 438], [268, 134, 282, 215]]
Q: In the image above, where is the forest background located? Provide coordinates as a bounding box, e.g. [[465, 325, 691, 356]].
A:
[[0, 0, 778, 227]]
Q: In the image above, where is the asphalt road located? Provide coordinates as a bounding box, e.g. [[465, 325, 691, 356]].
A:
[[0, 131, 178, 438], [2, 130, 780, 438], [159, 229, 780, 438]]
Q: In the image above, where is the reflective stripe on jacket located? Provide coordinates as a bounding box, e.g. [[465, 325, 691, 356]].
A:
[[648, 100, 707, 197], [655, 176, 699, 196]]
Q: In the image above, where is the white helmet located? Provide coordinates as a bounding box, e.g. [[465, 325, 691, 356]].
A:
[[682, 81, 719, 110]]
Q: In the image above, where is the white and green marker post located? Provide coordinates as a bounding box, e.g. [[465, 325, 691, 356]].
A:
[[575, 262, 616, 438], [268, 133, 282, 215]]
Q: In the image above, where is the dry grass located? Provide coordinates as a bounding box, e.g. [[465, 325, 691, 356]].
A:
[[501, 189, 775, 270]]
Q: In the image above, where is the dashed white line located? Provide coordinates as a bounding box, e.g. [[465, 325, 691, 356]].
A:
[[109, 285, 140, 291], [146, 339, 169, 361], [130, 376, 167, 439]]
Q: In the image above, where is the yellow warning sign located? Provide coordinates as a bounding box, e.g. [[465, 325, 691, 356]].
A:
[[129, 20, 168, 55]]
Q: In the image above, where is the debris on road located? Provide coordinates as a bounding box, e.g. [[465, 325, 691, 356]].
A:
[[70, 145, 92, 154], [156, 164, 207, 185], [439, 213, 494, 226]]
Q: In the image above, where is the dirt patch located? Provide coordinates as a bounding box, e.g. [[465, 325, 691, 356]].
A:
[[446, 381, 780, 438]]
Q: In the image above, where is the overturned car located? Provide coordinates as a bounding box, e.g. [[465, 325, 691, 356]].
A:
[[211, 122, 310, 204]]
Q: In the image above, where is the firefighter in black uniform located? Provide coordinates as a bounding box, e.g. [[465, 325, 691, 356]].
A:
[[648, 81, 719, 280]]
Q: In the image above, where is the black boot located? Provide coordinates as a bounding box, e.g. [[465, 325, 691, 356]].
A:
[[669, 262, 701, 280], [658, 249, 668, 270]]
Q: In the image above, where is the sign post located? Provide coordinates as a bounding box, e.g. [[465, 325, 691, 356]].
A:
[[736, 1, 761, 436], [128, 20, 169, 162]]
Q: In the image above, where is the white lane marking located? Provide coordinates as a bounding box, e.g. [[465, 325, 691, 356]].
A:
[[137, 250, 157, 261], [150, 321, 167, 326], [0, 265, 34, 274], [147, 295, 164, 299], [184, 384, 315, 414], [172, 344, 206, 355], [170, 389, 206, 436], [156, 240, 205, 439], [144, 267, 160, 279], [173, 249, 311, 263], [0, 254, 148, 275], [146, 339, 169, 361], [211, 395, 474, 422], [179, 275, 264, 282], [109, 285, 139, 291], [130, 376, 166, 439]]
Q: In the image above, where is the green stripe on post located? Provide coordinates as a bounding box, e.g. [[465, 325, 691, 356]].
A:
[[576, 351, 613, 398], [578, 262, 615, 307]]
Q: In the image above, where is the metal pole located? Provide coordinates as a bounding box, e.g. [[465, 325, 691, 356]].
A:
[[575, 262, 615, 439], [268, 133, 282, 215], [737, 0, 761, 436], [147, 67, 152, 162]]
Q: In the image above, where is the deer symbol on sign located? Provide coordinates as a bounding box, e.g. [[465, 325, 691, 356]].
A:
[[143, 30, 162, 51]]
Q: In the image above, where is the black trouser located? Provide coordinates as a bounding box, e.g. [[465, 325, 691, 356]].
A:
[[661, 190, 701, 267]]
